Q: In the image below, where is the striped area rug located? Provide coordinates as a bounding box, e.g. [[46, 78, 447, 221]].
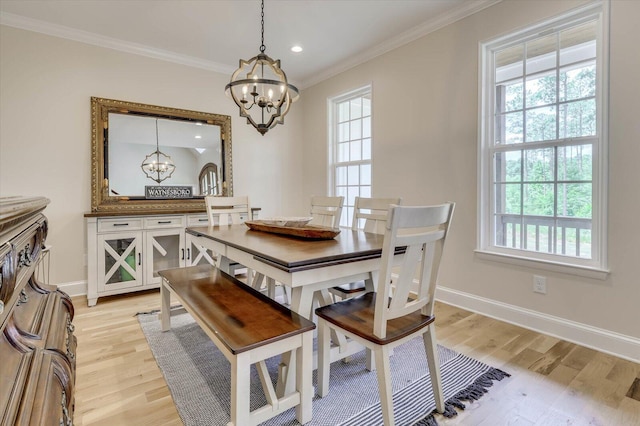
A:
[[138, 311, 509, 426]]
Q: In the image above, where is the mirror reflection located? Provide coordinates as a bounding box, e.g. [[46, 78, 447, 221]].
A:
[[108, 114, 223, 196], [90, 97, 232, 214]]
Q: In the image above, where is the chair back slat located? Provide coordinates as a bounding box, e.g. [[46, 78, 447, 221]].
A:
[[309, 196, 344, 228], [352, 197, 402, 234], [373, 203, 455, 339], [205, 196, 251, 226]]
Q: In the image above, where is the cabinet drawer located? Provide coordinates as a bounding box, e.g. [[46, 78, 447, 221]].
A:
[[144, 216, 185, 229], [97, 218, 143, 232], [187, 214, 210, 226]]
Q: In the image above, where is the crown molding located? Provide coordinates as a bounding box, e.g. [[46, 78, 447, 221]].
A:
[[0, 11, 236, 75], [299, 0, 502, 88], [1, 1, 501, 89]]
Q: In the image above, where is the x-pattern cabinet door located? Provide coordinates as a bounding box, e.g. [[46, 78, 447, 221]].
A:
[[145, 228, 185, 286], [97, 231, 143, 292], [186, 233, 216, 267]]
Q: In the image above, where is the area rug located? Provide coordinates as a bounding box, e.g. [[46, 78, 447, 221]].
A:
[[138, 311, 509, 426]]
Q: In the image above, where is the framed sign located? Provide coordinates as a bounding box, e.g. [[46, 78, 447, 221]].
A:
[[145, 186, 193, 199]]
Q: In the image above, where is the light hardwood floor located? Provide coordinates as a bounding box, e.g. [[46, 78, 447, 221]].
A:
[[72, 289, 640, 426]]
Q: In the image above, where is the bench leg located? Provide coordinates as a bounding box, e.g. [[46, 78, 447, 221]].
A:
[[160, 280, 171, 332], [296, 331, 313, 424], [229, 351, 251, 426]]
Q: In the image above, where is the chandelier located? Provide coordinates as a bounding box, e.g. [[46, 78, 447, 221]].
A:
[[225, 0, 299, 135], [141, 119, 176, 183]]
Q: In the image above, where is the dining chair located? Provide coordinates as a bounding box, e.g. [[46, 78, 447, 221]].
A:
[[267, 195, 346, 305], [309, 195, 344, 228], [329, 196, 402, 301], [315, 202, 455, 426], [204, 195, 253, 282], [205, 195, 251, 225]]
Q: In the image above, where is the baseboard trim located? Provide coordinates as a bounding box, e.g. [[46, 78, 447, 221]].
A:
[[436, 286, 640, 363], [56, 280, 87, 298], [53, 279, 640, 362]]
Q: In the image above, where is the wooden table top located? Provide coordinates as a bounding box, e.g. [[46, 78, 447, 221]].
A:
[[186, 225, 388, 272]]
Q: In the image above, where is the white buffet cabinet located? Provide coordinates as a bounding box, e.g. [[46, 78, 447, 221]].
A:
[[86, 213, 216, 306]]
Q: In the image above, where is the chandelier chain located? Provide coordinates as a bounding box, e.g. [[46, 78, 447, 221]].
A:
[[260, 0, 265, 53]]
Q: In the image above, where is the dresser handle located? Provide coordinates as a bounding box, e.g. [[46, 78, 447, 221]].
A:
[[112, 223, 129, 227], [187, 248, 190, 260], [18, 243, 32, 266], [181, 248, 185, 260], [199, 218, 208, 222], [157, 221, 171, 224], [17, 289, 29, 306]]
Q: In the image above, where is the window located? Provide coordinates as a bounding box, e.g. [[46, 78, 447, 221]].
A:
[[329, 86, 372, 227], [199, 163, 219, 195], [478, 3, 608, 274]]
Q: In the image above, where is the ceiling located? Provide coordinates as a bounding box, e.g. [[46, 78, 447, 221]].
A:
[[0, 0, 499, 88]]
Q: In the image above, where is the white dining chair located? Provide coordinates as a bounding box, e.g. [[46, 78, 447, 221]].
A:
[[204, 195, 253, 282], [316, 202, 455, 426], [307, 195, 345, 304], [329, 196, 402, 301], [309, 195, 344, 228], [205, 195, 251, 226], [264, 195, 346, 306]]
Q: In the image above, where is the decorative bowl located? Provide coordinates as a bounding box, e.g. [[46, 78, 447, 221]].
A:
[[259, 217, 313, 228]]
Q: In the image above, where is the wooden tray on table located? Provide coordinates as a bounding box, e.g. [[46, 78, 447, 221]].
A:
[[244, 221, 341, 240]]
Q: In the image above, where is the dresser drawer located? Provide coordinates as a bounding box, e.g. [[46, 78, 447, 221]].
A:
[[97, 218, 143, 232], [143, 216, 185, 229]]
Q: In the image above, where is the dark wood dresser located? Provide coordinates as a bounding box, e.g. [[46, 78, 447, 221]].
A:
[[0, 197, 76, 425]]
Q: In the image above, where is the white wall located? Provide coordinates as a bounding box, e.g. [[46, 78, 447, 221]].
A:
[[300, 0, 640, 360], [0, 25, 304, 285]]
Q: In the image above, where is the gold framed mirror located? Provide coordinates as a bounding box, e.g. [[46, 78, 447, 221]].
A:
[[90, 97, 232, 213]]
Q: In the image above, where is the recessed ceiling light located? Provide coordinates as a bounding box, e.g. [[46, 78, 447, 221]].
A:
[[291, 45, 303, 53], [195, 135, 202, 139]]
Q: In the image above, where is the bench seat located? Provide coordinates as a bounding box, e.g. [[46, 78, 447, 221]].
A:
[[159, 264, 315, 426]]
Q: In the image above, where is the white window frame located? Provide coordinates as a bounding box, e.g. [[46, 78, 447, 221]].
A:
[[328, 85, 373, 228], [477, 1, 609, 279]]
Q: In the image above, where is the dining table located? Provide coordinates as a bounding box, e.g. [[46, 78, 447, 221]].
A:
[[185, 223, 401, 396]]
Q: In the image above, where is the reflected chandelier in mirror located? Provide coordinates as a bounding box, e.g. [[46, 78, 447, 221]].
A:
[[90, 97, 232, 214]]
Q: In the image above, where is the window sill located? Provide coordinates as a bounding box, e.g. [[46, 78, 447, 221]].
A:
[[474, 250, 609, 280]]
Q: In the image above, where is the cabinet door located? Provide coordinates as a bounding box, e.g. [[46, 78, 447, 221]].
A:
[[185, 233, 217, 267], [97, 232, 142, 292], [145, 229, 184, 286]]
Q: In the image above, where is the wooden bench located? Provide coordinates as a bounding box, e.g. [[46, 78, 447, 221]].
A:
[[158, 264, 315, 426]]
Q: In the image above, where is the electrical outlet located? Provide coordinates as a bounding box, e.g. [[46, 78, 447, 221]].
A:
[[533, 275, 547, 294]]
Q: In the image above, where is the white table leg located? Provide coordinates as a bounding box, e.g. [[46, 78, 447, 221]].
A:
[[266, 277, 276, 299], [296, 331, 313, 424], [276, 287, 315, 397], [160, 280, 171, 332]]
